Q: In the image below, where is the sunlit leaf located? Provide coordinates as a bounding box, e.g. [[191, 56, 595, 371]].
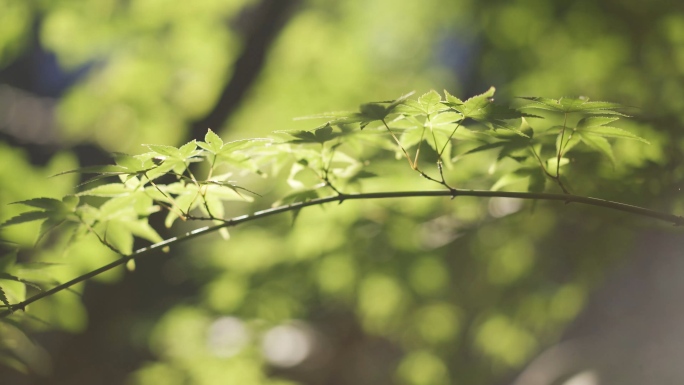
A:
[[100, 220, 134, 255], [145, 144, 182, 159], [38, 218, 67, 242], [546, 157, 571, 170], [418, 90, 444, 115], [578, 132, 615, 163], [444, 89, 464, 106], [114, 153, 147, 171], [556, 130, 582, 155], [444, 87, 534, 136], [178, 141, 199, 159]]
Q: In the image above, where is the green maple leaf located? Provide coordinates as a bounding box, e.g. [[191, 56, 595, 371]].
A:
[[297, 92, 415, 129], [444, 87, 537, 136], [519, 96, 628, 115]]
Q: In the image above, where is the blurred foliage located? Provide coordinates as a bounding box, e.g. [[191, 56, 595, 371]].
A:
[[1, 0, 684, 385]]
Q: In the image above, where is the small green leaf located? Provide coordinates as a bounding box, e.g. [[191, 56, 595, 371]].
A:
[[178, 141, 199, 159], [359, 103, 389, 121], [386, 91, 416, 110], [11, 198, 64, 211], [576, 116, 650, 144], [577, 116, 620, 128], [101, 220, 134, 255], [38, 218, 66, 242], [125, 220, 164, 245], [297, 92, 413, 129], [578, 132, 615, 163], [399, 126, 427, 150], [520, 96, 627, 115], [205, 129, 224, 151], [0, 286, 9, 308], [219, 138, 271, 153], [443, 89, 464, 106], [62, 195, 79, 210], [196, 141, 214, 153], [417, 90, 444, 115], [445, 87, 534, 136], [279, 124, 339, 144], [0, 211, 52, 228], [460, 142, 508, 157], [145, 144, 182, 159], [314, 124, 335, 143], [556, 130, 582, 155], [447, 86, 495, 117], [546, 157, 571, 170], [144, 144, 181, 158], [77, 183, 131, 197], [582, 126, 649, 143], [430, 111, 463, 126], [114, 153, 146, 171], [0, 273, 42, 291]]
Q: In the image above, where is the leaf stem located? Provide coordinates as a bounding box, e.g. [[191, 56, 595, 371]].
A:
[[381, 119, 415, 169], [555, 113, 570, 193]]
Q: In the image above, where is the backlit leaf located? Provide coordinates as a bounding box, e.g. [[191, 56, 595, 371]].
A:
[[578, 132, 615, 163], [145, 144, 182, 159], [417, 90, 444, 115], [204, 129, 224, 152], [444, 87, 534, 136]]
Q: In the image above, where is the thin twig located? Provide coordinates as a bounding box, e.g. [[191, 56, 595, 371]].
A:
[[2, 187, 682, 318]]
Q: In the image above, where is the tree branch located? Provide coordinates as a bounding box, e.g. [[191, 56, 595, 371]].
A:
[[1, 188, 682, 318], [188, 0, 301, 141]]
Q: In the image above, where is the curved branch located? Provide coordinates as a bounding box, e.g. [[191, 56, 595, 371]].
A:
[[1, 188, 682, 318]]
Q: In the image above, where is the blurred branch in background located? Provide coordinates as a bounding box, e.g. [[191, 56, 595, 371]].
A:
[[189, 0, 301, 142]]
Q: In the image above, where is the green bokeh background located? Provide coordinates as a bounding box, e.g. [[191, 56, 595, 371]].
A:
[[1, 0, 683, 384]]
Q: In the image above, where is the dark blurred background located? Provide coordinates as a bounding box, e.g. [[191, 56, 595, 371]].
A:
[[1, 0, 684, 384]]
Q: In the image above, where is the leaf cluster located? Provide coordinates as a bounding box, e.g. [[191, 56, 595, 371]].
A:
[[0, 88, 650, 317]]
